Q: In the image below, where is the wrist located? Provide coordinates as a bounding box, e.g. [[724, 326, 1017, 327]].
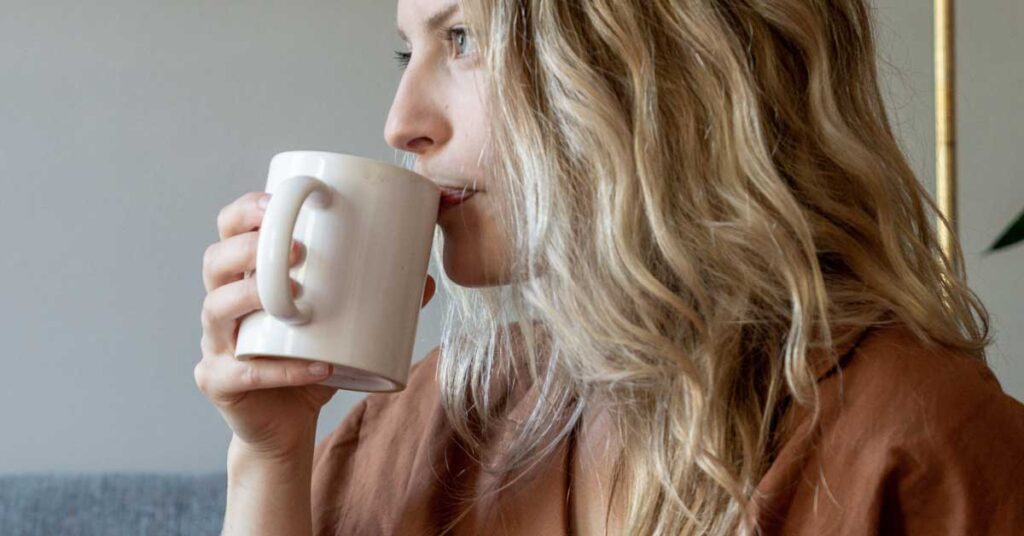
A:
[[228, 434, 314, 472], [227, 440, 314, 502], [227, 415, 320, 467], [224, 434, 314, 535]]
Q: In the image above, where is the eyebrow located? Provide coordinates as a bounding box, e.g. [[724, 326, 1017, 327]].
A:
[[395, 1, 460, 42]]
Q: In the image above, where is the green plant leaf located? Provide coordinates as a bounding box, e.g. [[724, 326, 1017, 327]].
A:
[[988, 208, 1024, 252]]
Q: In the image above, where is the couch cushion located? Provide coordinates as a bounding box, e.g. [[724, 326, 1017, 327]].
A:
[[0, 472, 227, 536]]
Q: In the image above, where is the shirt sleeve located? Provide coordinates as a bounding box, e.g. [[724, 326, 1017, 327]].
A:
[[888, 375, 1024, 534]]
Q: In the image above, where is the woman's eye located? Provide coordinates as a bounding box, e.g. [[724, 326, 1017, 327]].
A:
[[394, 26, 475, 70], [448, 26, 477, 58], [393, 50, 412, 69]]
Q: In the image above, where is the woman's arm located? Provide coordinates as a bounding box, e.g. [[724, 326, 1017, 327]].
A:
[[221, 435, 315, 536]]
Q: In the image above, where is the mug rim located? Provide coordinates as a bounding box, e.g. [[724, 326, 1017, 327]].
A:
[[271, 150, 439, 191]]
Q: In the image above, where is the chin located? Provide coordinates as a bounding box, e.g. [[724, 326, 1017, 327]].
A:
[[441, 241, 496, 287], [439, 230, 511, 288]]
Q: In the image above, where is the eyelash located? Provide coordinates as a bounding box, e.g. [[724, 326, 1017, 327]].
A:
[[393, 26, 473, 70], [393, 50, 412, 69]]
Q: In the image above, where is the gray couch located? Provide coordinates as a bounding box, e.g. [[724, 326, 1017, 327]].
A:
[[0, 472, 227, 535]]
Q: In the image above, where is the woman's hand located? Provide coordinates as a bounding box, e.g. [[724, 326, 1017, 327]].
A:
[[195, 191, 437, 458]]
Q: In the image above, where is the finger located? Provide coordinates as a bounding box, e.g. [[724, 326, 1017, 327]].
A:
[[203, 233, 302, 292], [201, 276, 300, 354], [217, 192, 269, 241], [195, 355, 334, 403], [421, 274, 436, 307]]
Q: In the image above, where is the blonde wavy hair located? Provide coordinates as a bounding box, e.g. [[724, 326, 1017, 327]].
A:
[[409, 0, 992, 534]]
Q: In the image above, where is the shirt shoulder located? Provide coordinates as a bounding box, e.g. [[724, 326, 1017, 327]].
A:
[[822, 324, 1024, 452], [758, 325, 1024, 534], [834, 325, 1024, 533]]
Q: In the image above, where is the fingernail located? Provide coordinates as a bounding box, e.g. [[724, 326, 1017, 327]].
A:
[[309, 362, 330, 376], [258, 195, 270, 209]]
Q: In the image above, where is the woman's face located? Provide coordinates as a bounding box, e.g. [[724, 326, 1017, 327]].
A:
[[386, 0, 512, 287]]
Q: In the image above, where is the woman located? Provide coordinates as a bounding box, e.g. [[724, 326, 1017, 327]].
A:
[[197, 0, 1024, 534]]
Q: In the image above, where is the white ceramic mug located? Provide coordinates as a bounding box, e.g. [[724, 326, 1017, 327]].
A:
[[234, 151, 440, 392]]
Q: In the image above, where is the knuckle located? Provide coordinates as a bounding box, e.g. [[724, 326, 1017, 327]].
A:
[[199, 332, 215, 355], [200, 300, 217, 331], [202, 244, 216, 275], [242, 363, 260, 389], [216, 205, 229, 233], [193, 361, 209, 393], [284, 365, 302, 385]]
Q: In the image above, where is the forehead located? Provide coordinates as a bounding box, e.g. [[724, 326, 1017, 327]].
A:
[[395, 0, 461, 41]]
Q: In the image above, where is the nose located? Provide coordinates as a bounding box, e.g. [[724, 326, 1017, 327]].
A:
[[384, 67, 452, 155]]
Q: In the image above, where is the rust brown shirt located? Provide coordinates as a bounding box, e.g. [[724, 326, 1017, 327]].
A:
[[310, 324, 1024, 535]]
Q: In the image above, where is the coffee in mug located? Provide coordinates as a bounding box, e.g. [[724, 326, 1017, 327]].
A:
[[234, 150, 440, 392]]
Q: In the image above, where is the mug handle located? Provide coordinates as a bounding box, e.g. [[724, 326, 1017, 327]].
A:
[[256, 174, 333, 325]]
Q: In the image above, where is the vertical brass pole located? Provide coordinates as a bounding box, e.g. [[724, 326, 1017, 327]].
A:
[[935, 0, 956, 258]]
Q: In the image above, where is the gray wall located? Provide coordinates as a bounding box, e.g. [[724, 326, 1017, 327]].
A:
[[1, 1, 1020, 473]]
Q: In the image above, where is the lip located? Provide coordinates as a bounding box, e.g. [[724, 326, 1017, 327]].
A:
[[438, 187, 478, 211]]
